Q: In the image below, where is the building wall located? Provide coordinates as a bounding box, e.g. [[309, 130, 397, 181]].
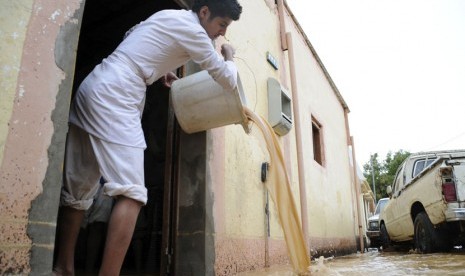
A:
[[210, 1, 291, 273], [210, 0, 358, 273], [0, 0, 83, 274]]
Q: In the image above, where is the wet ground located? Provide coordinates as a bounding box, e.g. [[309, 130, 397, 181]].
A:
[[239, 247, 465, 275]]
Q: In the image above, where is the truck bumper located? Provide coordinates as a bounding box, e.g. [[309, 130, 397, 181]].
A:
[[366, 230, 380, 239], [445, 208, 465, 221]]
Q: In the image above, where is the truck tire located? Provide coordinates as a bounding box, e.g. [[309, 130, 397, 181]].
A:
[[380, 223, 391, 250], [414, 212, 435, 253]]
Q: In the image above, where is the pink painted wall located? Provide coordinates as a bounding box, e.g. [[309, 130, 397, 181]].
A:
[[0, 0, 82, 274]]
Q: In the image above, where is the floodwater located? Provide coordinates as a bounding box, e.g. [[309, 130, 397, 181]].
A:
[[239, 248, 465, 275]]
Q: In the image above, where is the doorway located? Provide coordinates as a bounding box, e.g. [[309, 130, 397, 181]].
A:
[[70, 0, 185, 274]]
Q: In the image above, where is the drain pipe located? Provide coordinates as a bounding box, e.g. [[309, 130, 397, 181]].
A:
[[350, 136, 365, 252], [277, 0, 288, 50], [285, 31, 309, 247], [277, 0, 309, 248]]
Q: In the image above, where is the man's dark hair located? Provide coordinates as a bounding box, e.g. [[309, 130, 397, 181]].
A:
[[192, 0, 242, 21]]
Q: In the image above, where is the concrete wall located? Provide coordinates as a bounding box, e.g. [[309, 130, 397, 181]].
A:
[[210, 0, 358, 273], [210, 1, 290, 273], [285, 16, 357, 255], [0, 0, 82, 274]]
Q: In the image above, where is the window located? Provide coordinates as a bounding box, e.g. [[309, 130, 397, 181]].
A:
[[311, 117, 325, 166], [374, 198, 389, 215], [392, 166, 404, 197], [412, 157, 436, 178]]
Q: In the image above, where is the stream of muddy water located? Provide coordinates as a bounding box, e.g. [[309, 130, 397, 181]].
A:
[[245, 108, 310, 273]]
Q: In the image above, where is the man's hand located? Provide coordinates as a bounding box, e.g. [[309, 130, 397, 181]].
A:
[[161, 72, 179, 88], [221, 44, 236, 61]]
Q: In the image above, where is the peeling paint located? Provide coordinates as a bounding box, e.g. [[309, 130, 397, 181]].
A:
[[49, 9, 61, 22], [0, 0, 83, 274], [18, 85, 25, 98]]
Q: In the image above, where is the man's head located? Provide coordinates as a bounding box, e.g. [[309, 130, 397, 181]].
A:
[[192, 0, 242, 20], [193, 0, 242, 39]]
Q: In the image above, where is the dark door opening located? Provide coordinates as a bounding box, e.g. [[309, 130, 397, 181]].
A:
[[70, 0, 184, 274]]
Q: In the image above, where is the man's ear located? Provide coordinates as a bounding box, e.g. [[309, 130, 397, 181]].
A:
[[199, 6, 210, 20]]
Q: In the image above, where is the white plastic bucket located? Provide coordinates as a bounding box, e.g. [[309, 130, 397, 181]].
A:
[[170, 70, 249, 134]]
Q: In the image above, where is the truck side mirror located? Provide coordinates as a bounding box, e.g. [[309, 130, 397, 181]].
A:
[[386, 185, 392, 195]]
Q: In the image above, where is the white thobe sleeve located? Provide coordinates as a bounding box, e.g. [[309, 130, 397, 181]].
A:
[[177, 31, 238, 91]]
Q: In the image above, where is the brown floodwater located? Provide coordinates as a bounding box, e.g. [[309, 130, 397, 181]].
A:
[[238, 248, 465, 275]]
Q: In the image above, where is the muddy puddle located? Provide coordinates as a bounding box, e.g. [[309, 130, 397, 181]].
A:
[[239, 248, 465, 275]]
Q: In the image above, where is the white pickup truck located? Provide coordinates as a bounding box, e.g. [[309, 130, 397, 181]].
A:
[[379, 150, 465, 253]]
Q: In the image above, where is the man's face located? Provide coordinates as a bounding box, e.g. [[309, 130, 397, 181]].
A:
[[198, 6, 233, 39]]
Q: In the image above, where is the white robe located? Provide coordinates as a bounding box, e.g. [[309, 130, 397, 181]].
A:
[[69, 9, 237, 148]]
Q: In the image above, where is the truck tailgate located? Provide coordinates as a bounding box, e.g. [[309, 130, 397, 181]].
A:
[[455, 160, 465, 204]]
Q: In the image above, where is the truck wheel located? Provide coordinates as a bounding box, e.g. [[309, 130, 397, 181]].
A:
[[414, 212, 435, 253], [380, 223, 391, 250]]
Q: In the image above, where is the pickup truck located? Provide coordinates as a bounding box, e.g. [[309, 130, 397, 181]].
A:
[[379, 150, 465, 253]]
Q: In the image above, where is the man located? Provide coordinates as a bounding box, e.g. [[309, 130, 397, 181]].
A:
[[53, 0, 242, 275]]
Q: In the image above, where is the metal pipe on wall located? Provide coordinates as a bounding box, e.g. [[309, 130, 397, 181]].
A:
[[350, 136, 365, 252], [277, 0, 288, 51], [345, 109, 365, 252], [285, 31, 309, 247], [276, 0, 309, 249]]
